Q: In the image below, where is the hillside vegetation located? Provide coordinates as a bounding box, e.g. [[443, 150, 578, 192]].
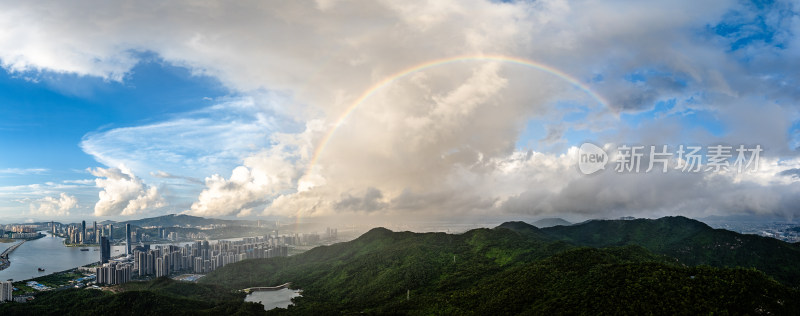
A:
[[0, 278, 265, 315], [540, 216, 800, 286], [199, 218, 800, 314], [3, 216, 798, 314]]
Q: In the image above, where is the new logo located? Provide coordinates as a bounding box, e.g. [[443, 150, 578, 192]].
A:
[[578, 143, 607, 175]]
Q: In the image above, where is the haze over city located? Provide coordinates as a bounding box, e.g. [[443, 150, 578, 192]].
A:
[[2, 0, 800, 226]]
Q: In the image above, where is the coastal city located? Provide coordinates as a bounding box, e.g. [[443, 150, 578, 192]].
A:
[[0, 215, 343, 304]]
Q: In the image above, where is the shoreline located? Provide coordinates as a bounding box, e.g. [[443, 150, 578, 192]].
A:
[[3, 232, 279, 284], [0, 240, 28, 273], [0, 232, 93, 280]]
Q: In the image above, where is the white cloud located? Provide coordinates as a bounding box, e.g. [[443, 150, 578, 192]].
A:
[[0, 168, 48, 175], [496, 146, 800, 220], [90, 165, 165, 216], [80, 98, 277, 181], [184, 132, 306, 217], [0, 182, 92, 198], [29, 193, 78, 216], [62, 179, 95, 185], [150, 171, 202, 184]]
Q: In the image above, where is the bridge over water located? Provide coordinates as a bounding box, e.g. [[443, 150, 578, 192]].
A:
[[0, 240, 26, 271], [1, 240, 26, 259]]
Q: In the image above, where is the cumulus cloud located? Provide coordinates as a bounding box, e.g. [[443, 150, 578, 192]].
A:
[[90, 165, 164, 216], [29, 193, 78, 216], [2, 0, 800, 220], [495, 146, 800, 220], [184, 141, 302, 217]]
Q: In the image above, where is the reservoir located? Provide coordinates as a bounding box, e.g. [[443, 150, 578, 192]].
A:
[[245, 288, 302, 311], [0, 232, 126, 282]]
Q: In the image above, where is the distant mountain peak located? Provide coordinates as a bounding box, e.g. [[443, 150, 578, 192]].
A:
[[533, 218, 572, 228], [654, 216, 712, 229], [355, 227, 394, 241], [571, 216, 710, 230], [495, 221, 550, 240], [496, 221, 537, 230]]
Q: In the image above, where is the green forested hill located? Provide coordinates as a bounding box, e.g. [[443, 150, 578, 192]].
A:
[[540, 216, 800, 286], [0, 278, 266, 315], [446, 247, 797, 315], [3, 217, 799, 314], [198, 222, 799, 314]]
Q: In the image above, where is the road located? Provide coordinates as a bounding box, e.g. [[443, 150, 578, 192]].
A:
[[0, 240, 26, 271]]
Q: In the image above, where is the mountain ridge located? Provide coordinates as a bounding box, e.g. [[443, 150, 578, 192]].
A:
[[540, 215, 800, 286], [194, 216, 800, 313]]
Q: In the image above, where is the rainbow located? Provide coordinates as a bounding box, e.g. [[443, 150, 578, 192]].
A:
[[303, 54, 608, 181]]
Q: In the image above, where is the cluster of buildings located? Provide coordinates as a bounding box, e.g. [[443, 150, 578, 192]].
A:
[[0, 225, 41, 239], [95, 235, 290, 286], [707, 221, 800, 243], [54, 220, 213, 245], [96, 261, 132, 286], [326, 227, 338, 240], [54, 220, 115, 245], [2, 231, 40, 239], [6, 225, 37, 233], [3, 219, 343, 290], [24, 281, 49, 291]]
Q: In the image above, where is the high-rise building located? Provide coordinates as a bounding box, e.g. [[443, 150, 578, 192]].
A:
[[1, 281, 12, 302], [108, 224, 113, 241], [97, 263, 132, 286], [100, 236, 110, 264], [81, 220, 86, 244], [125, 223, 132, 254], [155, 257, 165, 277], [94, 221, 99, 244]]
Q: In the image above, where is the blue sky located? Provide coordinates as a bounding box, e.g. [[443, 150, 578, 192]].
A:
[[1, 0, 800, 223], [0, 56, 238, 222], [1, 55, 227, 183]]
